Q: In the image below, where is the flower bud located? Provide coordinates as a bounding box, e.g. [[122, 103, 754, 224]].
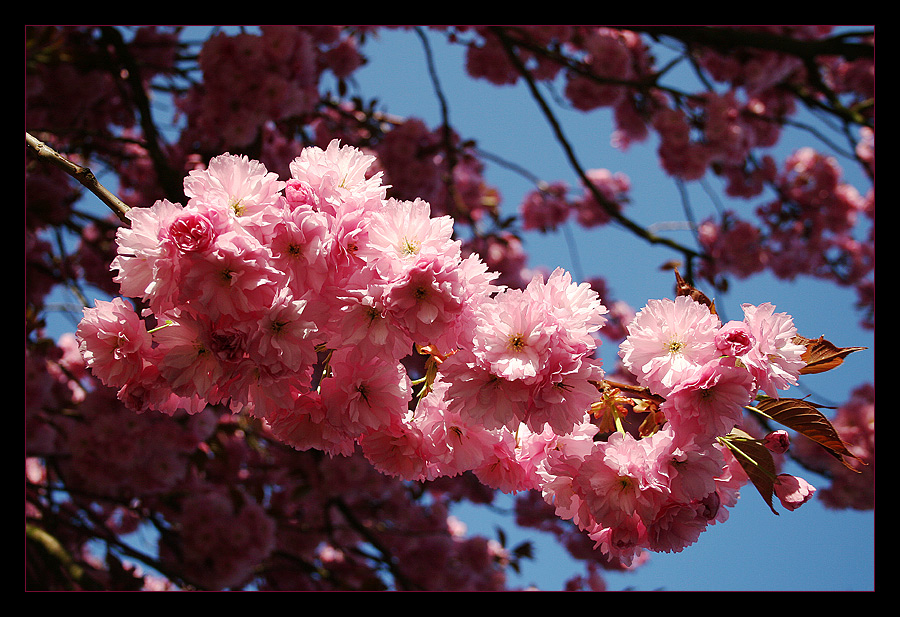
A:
[[763, 429, 791, 454], [774, 473, 816, 511]]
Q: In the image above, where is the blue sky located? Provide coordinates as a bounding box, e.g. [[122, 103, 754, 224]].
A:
[[35, 26, 875, 591]]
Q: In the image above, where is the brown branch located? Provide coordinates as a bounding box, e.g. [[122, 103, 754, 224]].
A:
[[26, 131, 132, 226], [490, 27, 707, 267]]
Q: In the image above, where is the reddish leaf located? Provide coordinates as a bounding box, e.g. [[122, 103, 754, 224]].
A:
[[721, 428, 779, 515], [794, 335, 867, 375], [752, 397, 865, 471], [673, 269, 716, 315]]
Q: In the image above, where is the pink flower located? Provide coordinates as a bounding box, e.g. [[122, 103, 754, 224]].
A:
[[585, 513, 648, 567], [266, 391, 357, 457], [248, 288, 320, 374], [359, 413, 428, 481], [774, 473, 816, 511], [715, 320, 756, 357], [414, 376, 498, 479], [739, 302, 807, 396], [523, 358, 604, 435], [266, 202, 331, 296], [178, 230, 281, 321], [384, 254, 467, 346], [519, 182, 571, 232], [319, 348, 412, 437], [650, 425, 725, 504], [473, 288, 554, 383], [619, 296, 722, 397], [441, 349, 531, 432], [161, 486, 275, 590], [472, 428, 539, 493], [763, 430, 791, 454], [573, 431, 670, 528], [361, 197, 459, 279], [525, 267, 608, 355], [168, 209, 218, 253], [150, 313, 226, 400], [76, 297, 152, 388], [662, 358, 756, 440], [288, 139, 385, 215], [645, 501, 710, 554], [326, 280, 412, 360], [112, 199, 184, 310], [183, 152, 285, 218]]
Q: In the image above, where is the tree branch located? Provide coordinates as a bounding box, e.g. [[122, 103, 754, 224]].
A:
[[490, 27, 707, 269], [26, 132, 132, 226]]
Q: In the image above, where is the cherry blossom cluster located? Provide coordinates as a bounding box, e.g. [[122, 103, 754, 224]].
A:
[[75, 139, 822, 565], [27, 333, 514, 590], [536, 295, 814, 564]]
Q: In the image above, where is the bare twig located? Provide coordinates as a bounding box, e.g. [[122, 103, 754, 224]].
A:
[[490, 28, 707, 271], [26, 132, 132, 226]]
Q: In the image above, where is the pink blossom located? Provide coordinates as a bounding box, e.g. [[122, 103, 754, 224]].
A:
[[715, 320, 756, 356], [645, 501, 711, 554], [519, 182, 571, 232], [248, 288, 320, 374], [76, 297, 152, 389], [161, 485, 276, 590], [265, 202, 332, 296], [112, 199, 184, 310], [763, 430, 791, 454], [649, 425, 726, 504], [359, 411, 428, 481], [266, 391, 357, 457], [525, 267, 608, 354], [573, 169, 630, 228], [284, 178, 320, 210], [413, 376, 498, 479], [168, 209, 218, 253], [662, 358, 756, 440], [774, 473, 816, 511], [384, 254, 467, 347], [473, 288, 554, 383], [177, 230, 281, 321], [319, 348, 412, 437], [361, 197, 459, 279], [441, 349, 530, 432], [572, 431, 671, 528], [739, 302, 807, 396], [288, 139, 385, 215], [619, 295, 722, 397], [523, 358, 604, 435], [586, 513, 648, 567], [150, 313, 226, 400], [472, 428, 539, 493], [184, 152, 286, 219]]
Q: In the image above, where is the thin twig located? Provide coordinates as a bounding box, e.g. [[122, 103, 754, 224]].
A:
[[490, 28, 708, 271], [26, 132, 132, 226]]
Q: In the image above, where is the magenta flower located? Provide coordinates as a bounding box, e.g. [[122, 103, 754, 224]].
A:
[[715, 320, 756, 357], [168, 209, 217, 253]]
